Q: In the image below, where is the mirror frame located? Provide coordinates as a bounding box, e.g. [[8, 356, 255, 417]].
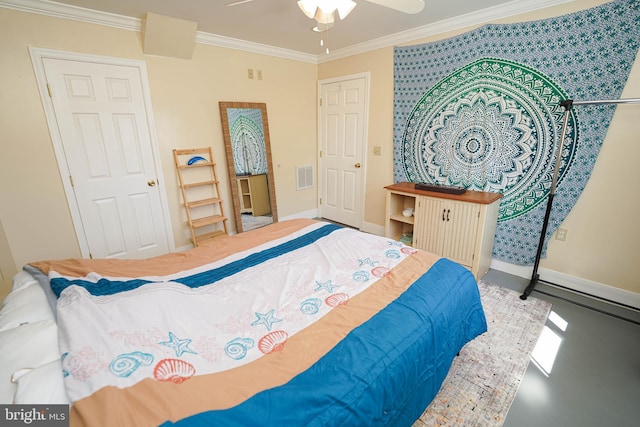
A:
[[219, 101, 278, 233]]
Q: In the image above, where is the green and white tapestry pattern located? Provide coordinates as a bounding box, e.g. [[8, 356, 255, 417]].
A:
[[228, 107, 268, 176], [394, 0, 640, 265]]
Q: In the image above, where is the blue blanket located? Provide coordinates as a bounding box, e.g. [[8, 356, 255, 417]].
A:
[[164, 258, 486, 427]]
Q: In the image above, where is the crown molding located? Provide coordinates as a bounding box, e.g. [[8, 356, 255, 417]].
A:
[[320, 0, 575, 63], [194, 32, 317, 64], [0, 0, 318, 63], [2, 0, 574, 65], [0, 0, 140, 30]]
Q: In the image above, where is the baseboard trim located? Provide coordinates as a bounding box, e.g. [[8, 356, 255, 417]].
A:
[[490, 259, 640, 310], [280, 209, 318, 222], [361, 221, 385, 236]]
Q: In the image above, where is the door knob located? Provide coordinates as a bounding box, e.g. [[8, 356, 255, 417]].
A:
[[147, 180, 156, 187], [354, 163, 361, 168]]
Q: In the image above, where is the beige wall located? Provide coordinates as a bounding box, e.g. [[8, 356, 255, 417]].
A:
[[1, 0, 638, 298], [0, 8, 318, 297], [319, 0, 640, 295]]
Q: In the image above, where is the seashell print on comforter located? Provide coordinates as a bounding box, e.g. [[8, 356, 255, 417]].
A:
[[29, 218, 487, 427]]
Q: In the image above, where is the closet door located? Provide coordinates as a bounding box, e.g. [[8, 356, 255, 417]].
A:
[[318, 74, 368, 229], [33, 50, 173, 259]]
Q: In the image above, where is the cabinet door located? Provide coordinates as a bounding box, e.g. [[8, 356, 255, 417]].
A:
[[413, 196, 446, 254], [442, 200, 480, 266], [248, 174, 271, 216]]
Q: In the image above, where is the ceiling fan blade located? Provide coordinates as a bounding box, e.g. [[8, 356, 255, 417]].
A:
[[365, 0, 425, 14]]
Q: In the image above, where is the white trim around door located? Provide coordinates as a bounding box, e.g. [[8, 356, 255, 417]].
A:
[[29, 47, 175, 258], [317, 72, 370, 229]]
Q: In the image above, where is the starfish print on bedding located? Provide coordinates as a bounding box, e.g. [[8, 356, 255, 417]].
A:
[[315, 279, 338, 293], [358, 257, 378, 267], [159, 332, 198, 357], [251, 309, 282, 331]]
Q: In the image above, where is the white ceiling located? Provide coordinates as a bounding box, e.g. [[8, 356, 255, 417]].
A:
[[3, 0, 574, 61]]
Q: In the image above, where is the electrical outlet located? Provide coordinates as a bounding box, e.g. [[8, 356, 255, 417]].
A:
[[247, 68, 254, 79], [373, 146, 381, 156], [555, 228, 568, 241]]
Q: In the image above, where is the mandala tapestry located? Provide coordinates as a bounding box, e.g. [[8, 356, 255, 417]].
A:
[[227, 108, 268, 176], [393, 0, 640, 265]]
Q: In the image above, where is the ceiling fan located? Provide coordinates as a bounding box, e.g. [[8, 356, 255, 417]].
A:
[[226, 1, 425, 24], [226, 0, 425, 53]]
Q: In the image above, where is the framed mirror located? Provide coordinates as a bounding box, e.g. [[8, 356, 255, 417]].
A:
[[219, 102, 278, 233]]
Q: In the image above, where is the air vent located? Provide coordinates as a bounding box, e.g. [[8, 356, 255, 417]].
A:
[[296, 166, 314, 190]]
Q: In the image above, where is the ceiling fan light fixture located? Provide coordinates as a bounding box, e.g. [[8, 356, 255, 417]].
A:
[[298, 0, 356, 22], [335, 0, 356, 20], [297, 0, 318, 19], [312, 22, 334, 32], [314, 9, 335, 24]]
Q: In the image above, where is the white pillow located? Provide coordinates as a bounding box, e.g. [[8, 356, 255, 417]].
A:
[[0, 284, 54, 331], [22, 265, 58, 316], [0, 319, 60, 404], [12, 360, 69, 404], [9, 271, 39, 293]]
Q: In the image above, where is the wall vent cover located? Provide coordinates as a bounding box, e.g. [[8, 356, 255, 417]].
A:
[[296, 166, 314, 190]]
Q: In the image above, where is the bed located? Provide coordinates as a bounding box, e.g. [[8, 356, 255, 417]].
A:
[[0, 218, 487, 426]]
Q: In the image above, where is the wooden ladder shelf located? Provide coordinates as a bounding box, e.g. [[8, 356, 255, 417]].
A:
[[173, 148, 228, 246]]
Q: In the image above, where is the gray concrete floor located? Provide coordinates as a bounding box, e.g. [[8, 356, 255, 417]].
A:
[[482, 269, 640, 427]]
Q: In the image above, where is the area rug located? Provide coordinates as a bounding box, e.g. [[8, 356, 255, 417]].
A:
[[241, 214, 273, 231], [414, 280, 552, 426]]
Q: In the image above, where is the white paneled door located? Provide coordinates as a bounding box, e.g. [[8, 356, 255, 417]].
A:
[[34, 51, 172, 259], [319, 74, 368, 228]]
